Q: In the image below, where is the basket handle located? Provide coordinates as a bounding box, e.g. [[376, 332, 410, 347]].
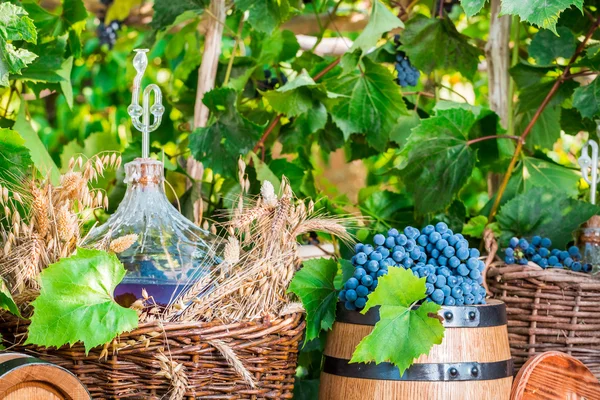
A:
[[481, 228, 499, 294]]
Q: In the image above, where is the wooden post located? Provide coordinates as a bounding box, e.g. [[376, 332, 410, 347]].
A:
[[186, 0, 226, 224], [485, 0, 511, 195]]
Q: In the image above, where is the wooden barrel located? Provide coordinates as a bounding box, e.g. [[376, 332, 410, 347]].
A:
[[319, 299, 513, 400], [0, 353, 90, 400]]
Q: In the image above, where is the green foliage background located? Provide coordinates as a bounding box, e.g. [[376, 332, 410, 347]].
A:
[[2, 0, 600, 395]]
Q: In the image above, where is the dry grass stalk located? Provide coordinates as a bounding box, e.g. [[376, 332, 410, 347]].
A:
[[170, 173, 354, 323], [208, 339, 256, 388], [155, 351, 189, 400], [0, 152, 121, 293], [109, 234, 139, 254]]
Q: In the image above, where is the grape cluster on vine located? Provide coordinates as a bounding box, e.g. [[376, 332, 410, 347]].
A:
[[256, 69, 288, 91], [339, 222, 487, 311], [393, 35, 420, 88], [504, 236, 592, 272], [97, 20, 121, 48]]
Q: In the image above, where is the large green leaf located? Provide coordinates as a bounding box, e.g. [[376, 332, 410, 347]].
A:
[[350, 1, 403, 54], [26, 248, 139, 353], [529, 26, 576, 65], [189, 88, 262, 177], [500, 0, 584, 34], [496, 187, 599, 248], [13, 106, 60, 185], [460, 0, 487, 17], [262, 72, 332, 118], [398, 108, 478, 214], [326, 58, 408, 151], [400, 15, 481, 79], [0, 279, 20, 318], [0, 3, 37, 43], [235, 0, 295, 33], [287, 258, 338, 343], [152, 0, 208, 30], [0, 128, 32, 184], [510, 63, 556, 90], [515, 106, 561, 150], [573, 77, 600, 119], [350, 267, 444, 375], [511, 157, 581, 198]]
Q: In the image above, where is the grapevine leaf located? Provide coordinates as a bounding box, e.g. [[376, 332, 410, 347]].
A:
[[0, 3, 37, 43], [279, 103, 328, 154], [389, 111, 421, 147], [516, 80, 577, 113], [512, 157, 581, 198], [13, 107, 60, 185], [151, 0, 208, 30], [510, 63, 556, 90], [0, 43, 37, 87], [0, 279, 20, 317], [326, 58, 408, 151], [26, 249, 139, 353], [496, 187, 599, 248], [339, 259, 355, 289], [350, 1, 403, 54], [400, 15, 481, 79], [398, 108, 477, 214], [460, 0, 487, 17], [287, 258, 338, 343], [500, 0, 583, 34], [0, 128, 32, 184], [250, 152, 281, 193], [463, 215, 490, 238], [573, 77, 600, 119], [106, 0, 142, 24], [529, 26, 576, 65], [515, 106, 561, 150], [262, 72, 330, 118], [189, 88, 262, 177], [350, 267, 444, 375], [235, 0, 295, 33], [561, 107, 596, 135]]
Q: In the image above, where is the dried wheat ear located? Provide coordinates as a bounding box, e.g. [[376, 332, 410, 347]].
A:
[[0, 152, 121, 295]]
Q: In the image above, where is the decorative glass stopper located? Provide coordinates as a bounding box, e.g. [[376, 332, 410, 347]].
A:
[[127, 48, 164, 159], [578, 122, 600, 205]]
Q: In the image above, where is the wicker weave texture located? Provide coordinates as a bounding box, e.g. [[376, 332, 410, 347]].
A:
[[0, 313, 305, 399], [484, 232, 600, 379]]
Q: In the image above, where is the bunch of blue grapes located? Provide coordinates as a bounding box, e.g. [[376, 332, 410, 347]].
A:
[[504, 236, 592, 272], [393, 36, 420, 87], [339, 222, 487, 310], [97, 20, 121, 48], [257, 69, 288, 91]]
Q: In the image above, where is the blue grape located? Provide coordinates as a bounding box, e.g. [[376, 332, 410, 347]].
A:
[[356, 285, 369, 297], [469, 269, 480, 280], [339, 290, 347, 302], [431, 249, 440, 259], [346, 289, 357, 302], [444, 296, 456, 306], [436, 239, 449, 251], [376, 269, 387, 278], [443, 246, 455, 258], [568, 246, 579, 256], [505, 248, 514, 257], [532, 254, 542, 264], [551, 249, 561, 256], [346, 277, 358, 289], [548, 256, 559, 266], [344, 301, 357, 310], [509, 237, 519, 248], [373, 234, 385, 246], [564, 257, 573, 267], [466, 258, 479, 270], [417, 235, 429, 247], [438, 267, 451, 277], [441, 285, 451, 297], [539, 248, 549, 257], [429, 232, 441, 243], [571, 262, 582, 272], [355, 297, 367, 309], [354, 243, 364, 253], [425, 282, 435, 295], [422, 225, 435, 235], [451, 286, 463, 298], [518, 258, 528, 265], [353, 268, 366, 280], [396, 234, 408, 246], [438, 256, 448, 266], [431, 289, 444, 304], [435, 222, 448, 233], [435, 275, 446, 288], [378, 247, 390, 259], [518, 238, 529, 250], [369, 251, 383, 261], [405, 226, 420, 239], [427, 274, 437, 284], [541, 238, 552, 248], [448, 235, 459, 246], [559, 251, 569, 261], [531, 236, 541, 246], [385, 236, 396, 249], [456, 247, 470, 261], [392, 251, 404, 262], [583, 263, 592, 273], [363, 245, 374, 255], [410, 247, 422, 260], [464, 294, 475, 305], [388, 228, 399, 237], [405, 240, 415, 252], [469, 248, 480, 258], [449, 256, 460, 268], [366, 260, 379, 272], [355, 252, 367, 265], [455, 296, 465, 305], [447, 276, 459, 287], [460, 282, 472, 294]]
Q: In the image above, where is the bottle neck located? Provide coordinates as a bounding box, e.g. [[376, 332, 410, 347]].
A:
[[124, 158, 164, 190]]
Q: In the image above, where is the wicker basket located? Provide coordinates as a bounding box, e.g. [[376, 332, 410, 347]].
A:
[[0, 312, 304, 399], [483, 230, 600, 378]]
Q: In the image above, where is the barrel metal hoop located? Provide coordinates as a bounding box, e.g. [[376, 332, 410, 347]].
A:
[[323, 356, 514, 381], [336, 301, 507, 328]]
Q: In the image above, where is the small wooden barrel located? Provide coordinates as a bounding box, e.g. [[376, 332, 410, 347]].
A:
[[0, 353, 90, 400], [319, 299, 513, 400]]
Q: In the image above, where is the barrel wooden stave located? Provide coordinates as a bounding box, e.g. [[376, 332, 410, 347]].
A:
[[319, 300, 513, 400], [0, 353, 90, 400]]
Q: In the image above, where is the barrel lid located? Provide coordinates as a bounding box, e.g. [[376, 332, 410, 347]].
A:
[[336, 299, 507, 328]]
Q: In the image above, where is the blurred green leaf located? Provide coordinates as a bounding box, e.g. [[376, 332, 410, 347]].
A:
[[529, 26, 576, 65], [350, 1, 403, 54], [152, 0, 208, 30], [573, 77, 600, 119], [235, 0, 295, 33], [500, 0, 583, 34]]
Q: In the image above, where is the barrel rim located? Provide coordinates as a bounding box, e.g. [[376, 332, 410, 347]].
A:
[[322, 356, 514, 382], [336, 299, 506, 327]]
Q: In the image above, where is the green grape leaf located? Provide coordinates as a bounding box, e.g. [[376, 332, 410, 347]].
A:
[[26, 248, 139, 353], [398, 108, 477, 214], [106, 0, 142, 24], [529, 26, 576, 65], [250, 152, 281, 193], [511, 157, 581, 198], [13, 107, 60, 185], [573, 77, 600, 119], [463, 215, 490, 238], [189, 88, 262, 178], [510, 63, 556, 90], [235, 0, 295, 33], [0, 43, 37, 87], [496, 187, 599, 248], [0, 128, 32, 184], [326, 58, 408, 151], [515, 106, 561, 150], [400, 15, 481, 79], [0, 279, 20, 317], [561, 107, 596, 135], [279, 103, 328, 154], [516, 79, 577, 113], [287, 258, 339, 343], [389, 111, 421, 147], [339, 259, 355, 290], [0, 3, 37, 43], [152, 0, 208, 30], [460, 0, 487, 17], [350, 1, 403, 54], [350, 267, 444, 375], [262, 72, 331, 118], [500, 0, 583, 34]]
